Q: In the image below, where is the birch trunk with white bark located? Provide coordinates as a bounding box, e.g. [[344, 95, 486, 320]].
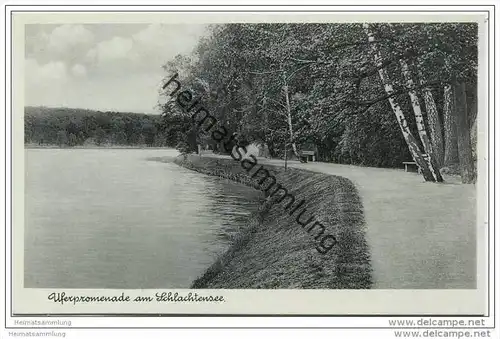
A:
[[282, 72, 300, 159], [363, 24, 436, 182], [400, 59, 443, 182], [418, 74, 445, 168]]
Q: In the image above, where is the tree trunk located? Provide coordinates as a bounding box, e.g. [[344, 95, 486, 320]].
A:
[[363, 24, 436, 182], [419, 75, 444, 168], [466, 83, 478, 162], [443, 84, 459, 166], [453, 81, 476, 184], [282, 71, 300, 158], [400, 59, 443, 182], [470, 117, 477, 163], [466, 83, 478, 129]]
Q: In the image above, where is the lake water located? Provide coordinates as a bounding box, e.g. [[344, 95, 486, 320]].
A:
[[24, 148, 262, 288]]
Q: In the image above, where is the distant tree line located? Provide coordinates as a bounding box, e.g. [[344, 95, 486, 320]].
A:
[[24, 106, 180, 148]]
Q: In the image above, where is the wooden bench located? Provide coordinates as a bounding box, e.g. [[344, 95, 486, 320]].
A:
[[403, 161, 421, 174], [301, 150, 316, 162]]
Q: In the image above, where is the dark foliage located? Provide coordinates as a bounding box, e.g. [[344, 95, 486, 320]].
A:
[[25, 106, 176, 148]]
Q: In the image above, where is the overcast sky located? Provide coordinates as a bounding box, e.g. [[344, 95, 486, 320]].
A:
[[25, 24, 207, 114]]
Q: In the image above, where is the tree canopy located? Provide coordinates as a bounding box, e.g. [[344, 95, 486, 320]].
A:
[[159, 23, 477, 178]]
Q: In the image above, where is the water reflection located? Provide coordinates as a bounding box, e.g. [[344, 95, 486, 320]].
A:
[[203, 176, 263, 247]]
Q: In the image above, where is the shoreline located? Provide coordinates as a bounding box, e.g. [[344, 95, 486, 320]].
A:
[[171, 155, 372, 289]]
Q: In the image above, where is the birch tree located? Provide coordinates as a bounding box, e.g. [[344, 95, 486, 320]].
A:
[[282, 70, 300, 158], [420, 79, 445, 168], [400, 59, 443, 182], [364, 23, 438, 182]]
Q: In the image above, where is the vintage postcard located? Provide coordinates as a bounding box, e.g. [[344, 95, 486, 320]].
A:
[[5, 5, 494, 325]]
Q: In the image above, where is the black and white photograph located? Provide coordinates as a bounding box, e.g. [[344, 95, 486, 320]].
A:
[[23, 19, 479, 291], [12, 8, 491, 319]]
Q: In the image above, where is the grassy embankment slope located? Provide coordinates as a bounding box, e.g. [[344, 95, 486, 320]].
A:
[[174, 155, 372, 289]]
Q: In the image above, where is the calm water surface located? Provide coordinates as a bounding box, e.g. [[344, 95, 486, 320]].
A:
[[25, 149, 262, 288]]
